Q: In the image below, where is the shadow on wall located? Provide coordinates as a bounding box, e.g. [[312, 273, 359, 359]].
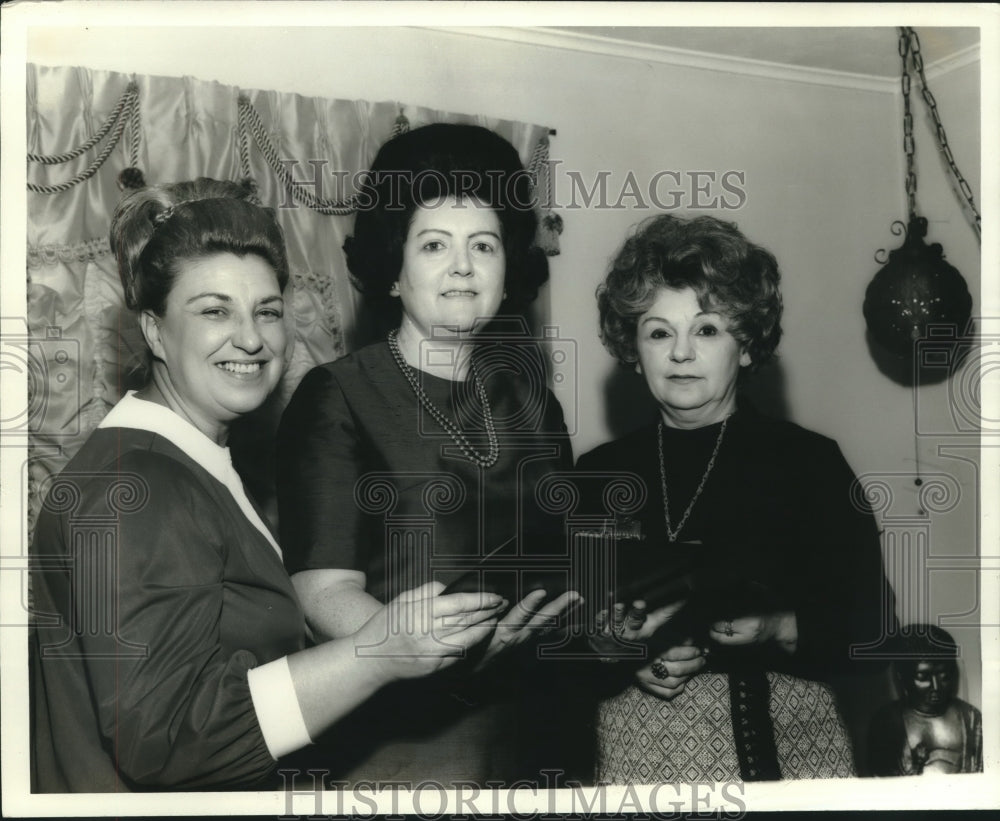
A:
[[600, 358, 791, 442]]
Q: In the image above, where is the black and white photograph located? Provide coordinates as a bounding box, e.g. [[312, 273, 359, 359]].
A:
[[1, 2, 996, 816]]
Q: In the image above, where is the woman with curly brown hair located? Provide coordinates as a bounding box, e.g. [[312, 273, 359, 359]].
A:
[[579, 213, 896, 783]]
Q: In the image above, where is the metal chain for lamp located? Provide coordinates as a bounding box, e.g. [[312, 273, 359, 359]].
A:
[[869, 28, 981, 511], [900, 31, 917, 220], [900, 27, 981, 236]]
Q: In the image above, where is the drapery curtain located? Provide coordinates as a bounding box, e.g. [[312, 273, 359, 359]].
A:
[[25, 62, 558, 529]]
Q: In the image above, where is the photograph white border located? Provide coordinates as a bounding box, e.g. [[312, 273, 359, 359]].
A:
[[3, 2, 998, 816]]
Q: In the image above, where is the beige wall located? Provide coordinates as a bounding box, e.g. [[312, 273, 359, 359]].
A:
[[30, 26, 983, 707]]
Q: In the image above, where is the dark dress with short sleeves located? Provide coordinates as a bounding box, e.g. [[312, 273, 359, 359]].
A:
[[277, 340, 575, 785], [30, 428, 306, 792]]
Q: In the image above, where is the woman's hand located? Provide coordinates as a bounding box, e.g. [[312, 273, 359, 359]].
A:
[[475, 589, 583, 669], [635, 640, 707, 701], [588, 599, 686, 658], [708, 610, 798, 654], [355, 581, 505, 683]]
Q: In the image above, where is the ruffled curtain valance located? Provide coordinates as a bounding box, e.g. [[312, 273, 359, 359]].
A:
[[25, 62, 560, 530]]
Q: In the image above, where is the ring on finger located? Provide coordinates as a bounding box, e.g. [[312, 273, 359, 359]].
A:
[[650, 659, 670, 680]]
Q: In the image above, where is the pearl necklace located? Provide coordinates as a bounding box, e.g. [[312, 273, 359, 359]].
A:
[[387, 329, 500, 469], [657, 416, 728, 542]]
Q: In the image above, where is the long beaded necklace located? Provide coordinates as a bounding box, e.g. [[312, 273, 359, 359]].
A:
[[387, 329, 500, 469], [657, 416, 728, 542]]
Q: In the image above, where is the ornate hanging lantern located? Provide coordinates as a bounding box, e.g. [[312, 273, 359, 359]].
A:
[[864, 216, 972, 359], [863, 28, 979, 364]]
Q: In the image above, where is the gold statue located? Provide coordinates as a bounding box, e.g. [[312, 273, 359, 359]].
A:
[[869, 625, 982, 775]]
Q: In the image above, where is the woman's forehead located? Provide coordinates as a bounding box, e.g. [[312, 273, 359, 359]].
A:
[[408, 196, 501, 233]]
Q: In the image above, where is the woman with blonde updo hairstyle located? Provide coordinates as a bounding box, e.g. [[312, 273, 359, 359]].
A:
[[30, 177, 504, 792]]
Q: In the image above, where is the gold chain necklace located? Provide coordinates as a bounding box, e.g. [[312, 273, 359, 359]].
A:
[[657, 417, 728, 542], [387, 329, 500, 469]]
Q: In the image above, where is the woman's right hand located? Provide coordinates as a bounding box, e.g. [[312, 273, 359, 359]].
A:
[[588, 598, 686, 657], [354, 581, 505, 683], [634, 640, 707, 701]]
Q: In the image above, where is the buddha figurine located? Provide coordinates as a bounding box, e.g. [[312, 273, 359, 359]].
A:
[[868, 625, 983, 775]]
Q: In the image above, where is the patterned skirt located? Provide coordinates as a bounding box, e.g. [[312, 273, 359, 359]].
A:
[[596, 672, 856, 783]]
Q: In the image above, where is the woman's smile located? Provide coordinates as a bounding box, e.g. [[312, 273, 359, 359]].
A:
[[141, 252, 286, 442], [216, 359, 269, 377]]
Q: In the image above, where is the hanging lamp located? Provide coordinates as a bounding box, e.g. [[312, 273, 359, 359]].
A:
[[863, 28, 978, 365]]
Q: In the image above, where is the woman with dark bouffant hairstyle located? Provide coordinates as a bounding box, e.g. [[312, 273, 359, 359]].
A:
[[277, 124, 581, 785], [579, 213, 896, 783], [345, 122, 550, 334], [30, 177, 503, 793]]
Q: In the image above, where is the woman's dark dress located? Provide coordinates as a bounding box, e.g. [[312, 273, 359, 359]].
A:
[[30, 412, 306, 792], [277, 341, 575, 785], [575, 405, 896, 782]]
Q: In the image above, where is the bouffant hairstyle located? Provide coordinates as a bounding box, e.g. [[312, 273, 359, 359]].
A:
[[110, 177, 290, 314], [344, 123, 547, 323], [597, 214, 783, 369]]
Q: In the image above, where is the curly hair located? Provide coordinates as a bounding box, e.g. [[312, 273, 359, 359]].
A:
[[344, 123, 547, 325], [110, 177, 289, 314], [597, 214, 783, 369]]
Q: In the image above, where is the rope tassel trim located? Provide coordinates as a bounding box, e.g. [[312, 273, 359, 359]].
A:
[[28, 82, 143, 195]]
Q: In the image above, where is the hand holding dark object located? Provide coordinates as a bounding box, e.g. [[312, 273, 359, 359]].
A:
[[608, 539, 703, 613], [613, 535, 794, 657], [475, 588, 583, 669], [636, 640, 708, 701], [588, 598, 687, 659], [355, 582, 506, 681]]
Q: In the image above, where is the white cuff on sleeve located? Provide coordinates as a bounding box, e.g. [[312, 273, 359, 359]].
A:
[[247, 656, 312, 759]]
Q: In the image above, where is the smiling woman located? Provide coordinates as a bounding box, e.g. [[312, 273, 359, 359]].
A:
[[30, 177, 506, 792], [138, 252, 287, 442]]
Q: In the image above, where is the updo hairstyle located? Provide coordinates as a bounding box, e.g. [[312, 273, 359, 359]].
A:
[[110, 177, 290, 314]]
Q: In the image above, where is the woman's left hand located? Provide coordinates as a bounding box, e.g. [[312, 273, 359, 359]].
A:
[[635, 641, 708, 701], [475, 589, 583, 668], [708, 611, 798, 653]]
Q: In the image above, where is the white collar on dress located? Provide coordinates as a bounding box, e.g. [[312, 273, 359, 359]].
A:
[[99, 391, 232, 482], [98, 391, 281, 557]]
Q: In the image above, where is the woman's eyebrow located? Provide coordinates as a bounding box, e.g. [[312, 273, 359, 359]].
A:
[[185, 292, 232, 304], [414, 229, 502, 240]]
